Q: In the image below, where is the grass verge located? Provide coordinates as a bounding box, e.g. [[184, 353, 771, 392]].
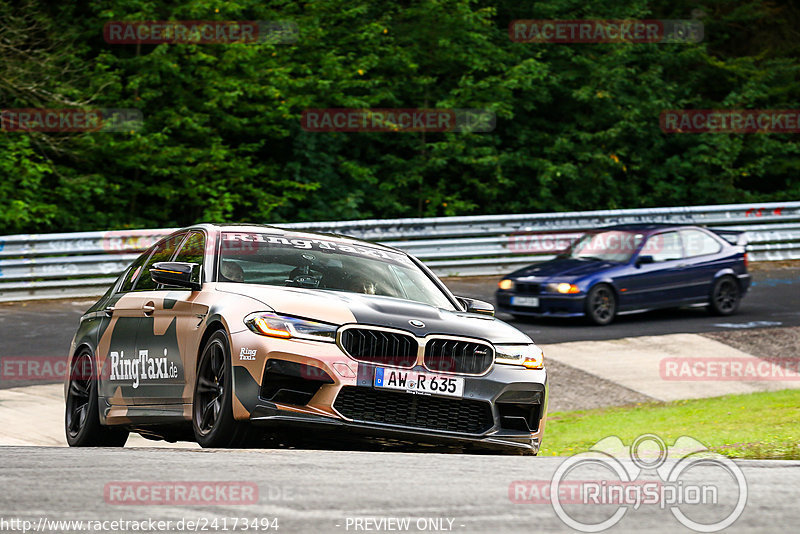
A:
[[540, 388, 800, 459]]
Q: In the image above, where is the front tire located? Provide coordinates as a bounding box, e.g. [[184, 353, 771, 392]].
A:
[[65, 350, 129, 447], [708, 276, 741, 316], [585, 284, 617, 326], [192, 330, 251, 448]]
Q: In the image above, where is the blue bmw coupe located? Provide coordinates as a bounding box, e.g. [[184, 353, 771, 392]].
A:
[[495, 224, 751, 325]]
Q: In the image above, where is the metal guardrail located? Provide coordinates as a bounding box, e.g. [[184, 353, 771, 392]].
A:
[[1, 201, 799, 301]]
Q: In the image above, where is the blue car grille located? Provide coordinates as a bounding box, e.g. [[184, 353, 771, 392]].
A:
[[515, 282, 541, 295]]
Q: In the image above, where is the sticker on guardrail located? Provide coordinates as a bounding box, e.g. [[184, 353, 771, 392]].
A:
[[745, 207, 784, 217]]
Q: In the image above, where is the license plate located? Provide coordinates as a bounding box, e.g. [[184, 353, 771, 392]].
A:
[[511, 296, 539, 307], [374, 368, 464, 398]]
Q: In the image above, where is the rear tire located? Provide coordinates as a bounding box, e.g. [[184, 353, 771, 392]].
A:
[[584, 284, 617, 326], [192, 330, 251, 448], [65, 350, 129, 447], [708, 276, 741, 316]]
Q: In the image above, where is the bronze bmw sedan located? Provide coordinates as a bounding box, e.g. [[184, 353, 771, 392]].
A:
[[65, 224, 548, 453]]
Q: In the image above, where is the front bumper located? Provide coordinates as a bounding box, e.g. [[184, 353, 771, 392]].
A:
[[229, 330, 548, 454], [737, 273, 752, 294], [495, 290, 586, 318]]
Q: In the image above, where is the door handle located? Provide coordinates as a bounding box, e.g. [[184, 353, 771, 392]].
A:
[[104, 306, 115, 316], [143, 303, 155, 316]]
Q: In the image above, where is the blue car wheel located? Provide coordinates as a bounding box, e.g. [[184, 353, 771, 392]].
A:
[[585, 284, 617, 325]]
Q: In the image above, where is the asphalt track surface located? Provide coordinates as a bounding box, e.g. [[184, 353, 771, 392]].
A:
[[0, 263, 797, 377], [1, 447, 798, 533], [1, 267, 799, 532]]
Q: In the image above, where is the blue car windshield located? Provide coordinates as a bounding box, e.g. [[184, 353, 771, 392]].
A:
[[567, 230, 645, 262]]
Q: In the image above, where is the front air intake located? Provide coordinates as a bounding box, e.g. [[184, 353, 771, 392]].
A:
[[339, 328, 418, 368], [260, 360, 333, 406]]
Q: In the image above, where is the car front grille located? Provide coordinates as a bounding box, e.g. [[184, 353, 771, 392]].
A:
[[424, 339, 493, 375], [339, 328, 418, 368], [516, 282, 541, 294], [333, 386, 494, 435]]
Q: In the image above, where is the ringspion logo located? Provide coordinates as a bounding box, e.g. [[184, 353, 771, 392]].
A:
[[511, 434, 747, 532]]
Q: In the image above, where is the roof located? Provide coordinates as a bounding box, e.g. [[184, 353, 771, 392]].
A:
[[183, 223, 403, 254]]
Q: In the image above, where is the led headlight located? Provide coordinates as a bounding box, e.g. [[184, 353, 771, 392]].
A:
[[545, 282, 580, 294], [495, 344, 544, 369], [244, 312, 337, 342]]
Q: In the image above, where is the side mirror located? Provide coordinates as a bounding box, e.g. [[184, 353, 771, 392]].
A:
[[457, 297, 495, 317], [636, 255, 655, 266], [150, 262, 201, 291]]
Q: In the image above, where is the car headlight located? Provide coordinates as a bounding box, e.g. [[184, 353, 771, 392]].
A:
[[545, 282, 580, 294], [244, 312, 337, 342], [498, 279, 514, 290], [495, 344, 544, 369]]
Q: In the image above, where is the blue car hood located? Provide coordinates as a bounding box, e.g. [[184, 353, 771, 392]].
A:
[[512, 258, 618, 280]]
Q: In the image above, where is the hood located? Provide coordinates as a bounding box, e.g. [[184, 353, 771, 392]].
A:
[[511, 258, 618, 281], [216, 283, 531, 344]]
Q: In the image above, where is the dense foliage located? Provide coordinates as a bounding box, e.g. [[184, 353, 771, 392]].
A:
[[1, 0, 798, 234]]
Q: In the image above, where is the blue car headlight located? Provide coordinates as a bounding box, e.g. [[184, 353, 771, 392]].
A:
[[545, 282, 581, 294]]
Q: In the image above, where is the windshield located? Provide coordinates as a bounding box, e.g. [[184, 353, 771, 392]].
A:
[[565, 230, 644, 262], [218, 232, 456, 310]]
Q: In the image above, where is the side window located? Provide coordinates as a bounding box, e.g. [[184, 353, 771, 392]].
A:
[[133, 233, 187, 291], [644, 231, 683, 262], [120, 251, 153, 292], [173, 231, 205, 285], [681, 229, 722, 257]]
